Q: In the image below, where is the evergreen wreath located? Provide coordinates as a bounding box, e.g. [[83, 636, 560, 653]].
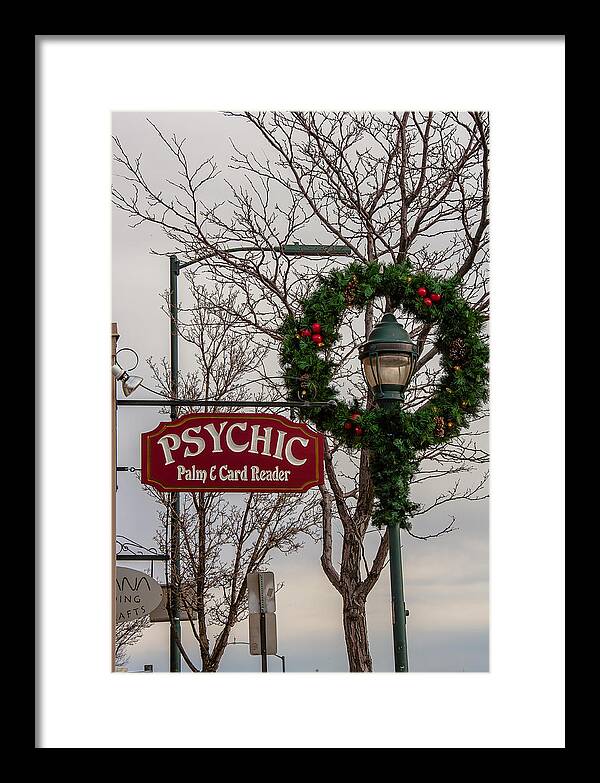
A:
[[278, 261, 489, 529]]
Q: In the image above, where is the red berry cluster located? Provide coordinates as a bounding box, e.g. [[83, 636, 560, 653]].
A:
[[343, 412, 363, 437], [300, 323, 325, 348], [416, 286, 442, 308]]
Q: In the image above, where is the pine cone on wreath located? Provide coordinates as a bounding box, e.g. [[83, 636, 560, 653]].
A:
[[344, 275, 359, 305], [434, 416, 446, 438], [449, 337, 468, 364]]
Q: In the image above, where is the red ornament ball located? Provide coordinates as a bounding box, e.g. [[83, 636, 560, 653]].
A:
[[350, 412, 361, 420], [343, 421, 353, 430], [423, 297, 433, 307], [311, 323, 321, 334], [417, 287, 428, 297], [354, 426, 363, 436], [300, 328, 311, 337], [430, 292, 441, 303], [311, 333, 323, 344]]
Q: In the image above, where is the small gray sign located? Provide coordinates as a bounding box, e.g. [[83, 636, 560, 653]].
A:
[[247, 571, 276, 613], [248, 612, 277, 655]]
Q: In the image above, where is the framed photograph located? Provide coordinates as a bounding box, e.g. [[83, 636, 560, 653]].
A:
[[38, 35, 564, 749]]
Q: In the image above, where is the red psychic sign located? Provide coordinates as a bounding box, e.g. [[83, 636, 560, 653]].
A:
[[141, 413, 324, 493]]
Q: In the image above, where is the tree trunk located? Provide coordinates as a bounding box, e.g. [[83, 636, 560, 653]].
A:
[[342, 594, 372, 672]]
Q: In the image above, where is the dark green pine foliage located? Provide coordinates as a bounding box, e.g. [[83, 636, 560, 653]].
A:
[[278, 261, 488, 529]]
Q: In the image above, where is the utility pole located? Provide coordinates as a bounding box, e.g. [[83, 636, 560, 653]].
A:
[[169, 256, 181, 672]]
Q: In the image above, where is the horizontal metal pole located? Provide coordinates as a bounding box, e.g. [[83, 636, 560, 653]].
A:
[[116, 554, 170, 561], [178, 245, 350, 269], [280, 244, 351, 256], [117, 398, 335, 408]]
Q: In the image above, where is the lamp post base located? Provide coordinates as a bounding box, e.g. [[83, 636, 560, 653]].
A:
[[389, 524, 409, 672]]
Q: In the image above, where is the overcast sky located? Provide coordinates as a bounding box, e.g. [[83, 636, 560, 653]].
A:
[[112, 111, 489, 673]]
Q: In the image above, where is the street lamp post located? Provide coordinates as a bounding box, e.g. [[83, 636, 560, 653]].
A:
[[359, 312, 418, 673], [166, 244, 349, 672]]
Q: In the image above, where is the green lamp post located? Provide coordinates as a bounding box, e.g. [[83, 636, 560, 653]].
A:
[[359, 313, 417, 672]]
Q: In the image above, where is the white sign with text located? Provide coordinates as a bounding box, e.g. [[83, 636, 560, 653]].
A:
[[115, 566, 163, 624]]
